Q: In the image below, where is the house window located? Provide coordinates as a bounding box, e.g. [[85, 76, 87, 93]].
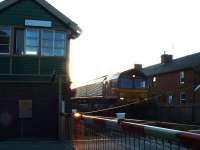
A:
[[25, 28, 39, 55], [0, 26, 11, 54], [180, 71, 185, 84], [168, 95, 173, 105], [153, 76, 156, 82], [180, 92, 186, 104], [152, 76, 157, 87]]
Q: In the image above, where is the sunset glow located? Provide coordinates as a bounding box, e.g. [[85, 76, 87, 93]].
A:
[[2, 0, 200, 88]]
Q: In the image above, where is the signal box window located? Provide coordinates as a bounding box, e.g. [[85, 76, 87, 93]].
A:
[[54, 31, 66, 56], [14, 29, 24, 55], [0, 26, 11, 54], [41, 30, 66, 56], [180, 71, 185, 84], [41, 30, 54, 56], [180, 92, 186, 104], [14, 28, 67, 56], [25, 29, 39, 55]]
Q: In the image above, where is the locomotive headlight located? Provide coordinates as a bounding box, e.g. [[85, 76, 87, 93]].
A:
[[132, 75, 136, 78], [120, 97, 125, 101]]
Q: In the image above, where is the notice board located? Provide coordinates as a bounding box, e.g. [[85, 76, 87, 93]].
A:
[[19, 100, 32, 118]]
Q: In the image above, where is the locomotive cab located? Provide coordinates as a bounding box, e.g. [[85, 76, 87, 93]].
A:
[[117, 68, 148, 102]]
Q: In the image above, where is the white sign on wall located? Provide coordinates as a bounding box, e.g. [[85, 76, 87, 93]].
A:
[[19, 100, 32, 118], [25, 19, 52, 27]]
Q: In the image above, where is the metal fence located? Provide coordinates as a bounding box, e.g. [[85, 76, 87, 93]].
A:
[[66, 115, 200, 150], [129, 103, 200, 125]]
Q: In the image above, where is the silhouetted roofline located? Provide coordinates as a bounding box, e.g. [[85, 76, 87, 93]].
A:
[[0, 0, 82, 39], [142, 52, 200, 76]]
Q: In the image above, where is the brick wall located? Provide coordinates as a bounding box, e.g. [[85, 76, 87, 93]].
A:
[[148, 67, 200, 105]]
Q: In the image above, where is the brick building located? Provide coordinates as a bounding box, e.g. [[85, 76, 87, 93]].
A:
[[143, 52, 200, 105]]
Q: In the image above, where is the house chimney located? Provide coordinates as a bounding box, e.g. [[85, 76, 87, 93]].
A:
[[161, 53, 173, 64], [134, 64, 142, 70]]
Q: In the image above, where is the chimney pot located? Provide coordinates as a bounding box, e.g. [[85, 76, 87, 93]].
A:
[[161, 54, 173, 64], [134, 64, 142, 70]]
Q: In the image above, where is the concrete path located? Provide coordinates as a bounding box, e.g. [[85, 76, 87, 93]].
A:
[[0, 141, 74, 150]]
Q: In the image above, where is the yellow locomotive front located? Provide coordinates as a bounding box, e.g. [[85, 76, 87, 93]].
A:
[[115, 65, 148, 102]]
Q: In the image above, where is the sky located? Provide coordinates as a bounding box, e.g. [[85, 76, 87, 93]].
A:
[[2, 0, 200, 87], [45, 0, 200, 87]]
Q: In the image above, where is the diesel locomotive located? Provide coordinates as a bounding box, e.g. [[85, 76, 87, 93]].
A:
[[74, 65, 148, 102]]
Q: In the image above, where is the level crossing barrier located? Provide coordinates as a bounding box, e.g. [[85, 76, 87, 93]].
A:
[[65, 114, 200, 150]]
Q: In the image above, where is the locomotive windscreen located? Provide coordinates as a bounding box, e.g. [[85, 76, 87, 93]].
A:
[[119, 78, 146, 89]]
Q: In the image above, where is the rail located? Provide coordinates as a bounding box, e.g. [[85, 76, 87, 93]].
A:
[[67, 114, 200, 150]]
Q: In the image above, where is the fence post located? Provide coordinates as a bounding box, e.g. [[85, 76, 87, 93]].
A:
[[75, 116, 81, 150]]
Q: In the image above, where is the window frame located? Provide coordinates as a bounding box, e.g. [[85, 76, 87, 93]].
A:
[[14, 28, 25, 56], [151, 76, 157, 88], [167, 95, 173, 105], [41, 29, 67, 57], [24, 28, 40, 56], [53, 31, 67, 56], [180, 92, 187, 104], [120, 78, 133, 89], [0, 26, 11, 55], [12, 27, 67, 57], [41, 29, 54, 56], [153, 76, 156, 82], [180, 71, 185, 84]]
